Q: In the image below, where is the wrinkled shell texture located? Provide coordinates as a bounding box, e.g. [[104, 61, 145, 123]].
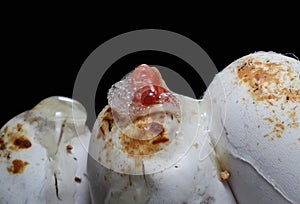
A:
[[205, 52, 300, 203], [2, 51, 299, 204], [0, 97, 91, 204]]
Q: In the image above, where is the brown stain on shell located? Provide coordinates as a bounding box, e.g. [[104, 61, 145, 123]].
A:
[[7, 159, 29, 174], [120, 122, 169, 156], [119, 112, 170, 156], [220, 170, 231, 181], [16, 123, 22, 132], [101, 107, 171, 156], [3, 152, 11, 159], [97, 126, 105, 140], [66, 145, 73, 152], [214, 154, 231, 182], [0, 138, 6, 150], [97, 107, 115, 140], [264, 118, 274, 123], [237, 59, 300, 103], [13, 136, 32, 149], [4, 126, 8, 134], [1, 123, 32, 158], [103, 107, 114, 132], [237, 56, 300, 140]]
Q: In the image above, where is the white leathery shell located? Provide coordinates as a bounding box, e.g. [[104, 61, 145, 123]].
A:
[[0, 96, 91, 204], [204, 51, 300, 203], [87, 65, 236, 204]]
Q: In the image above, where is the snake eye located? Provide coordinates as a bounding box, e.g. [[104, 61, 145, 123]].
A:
[[141, 87, 158, 106], [135, 85, 168, 106]]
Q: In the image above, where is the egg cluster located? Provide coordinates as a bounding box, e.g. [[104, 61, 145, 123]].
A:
[[0, 52, 299, 204]]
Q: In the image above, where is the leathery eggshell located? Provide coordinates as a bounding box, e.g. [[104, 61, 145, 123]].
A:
[[87, 65, 236, 203], [0, 96, 91, 204], [204, 51, 300, 203]]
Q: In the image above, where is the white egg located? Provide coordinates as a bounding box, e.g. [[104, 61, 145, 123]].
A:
[[0, 96, 91, 204], [87, 65, 236, 203], [203, 51, 300, 203]]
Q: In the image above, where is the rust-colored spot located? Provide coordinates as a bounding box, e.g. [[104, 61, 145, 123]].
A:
[[220, 170, 231, 181], [237, 58, 300, 103], [289, 121, 299, 128], [275, 123, 285, 130], [112, 107, 177, 156], [263, 105, 297, 140], [298, 138, 300, 141], [102, 107, 114, 132], [74, 177, 82, 183], [6, 152, 11, 159], [0, 144, 6, 150], [152, 136, 169, 145], [120, 134, 169, 156], [4, 126, 8, 134], [106, 107, 112, 114], [13, 136, 31, 149], [104, 117, 113, 132], [66, 145, 73, 152], [120, 119, 169, 156], [264, 122, 286, 140], [289, 110, 296, 119], [16, 123, 22, 132], [0, 138, 6, 150], [97, 108, 116, 139], [29, 117, 40, 124], [97, 126, 105, 140], [7, 159, 29, 174], [264, 118, 274, 123], [2, 124, 34, 151]]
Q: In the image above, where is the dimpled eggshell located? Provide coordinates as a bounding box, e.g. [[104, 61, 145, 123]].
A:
[[0, 96, 91, 204], [204, 51, 300, 203]]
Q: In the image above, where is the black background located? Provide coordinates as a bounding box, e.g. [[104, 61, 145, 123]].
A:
[[2, 12, 300, 128]]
